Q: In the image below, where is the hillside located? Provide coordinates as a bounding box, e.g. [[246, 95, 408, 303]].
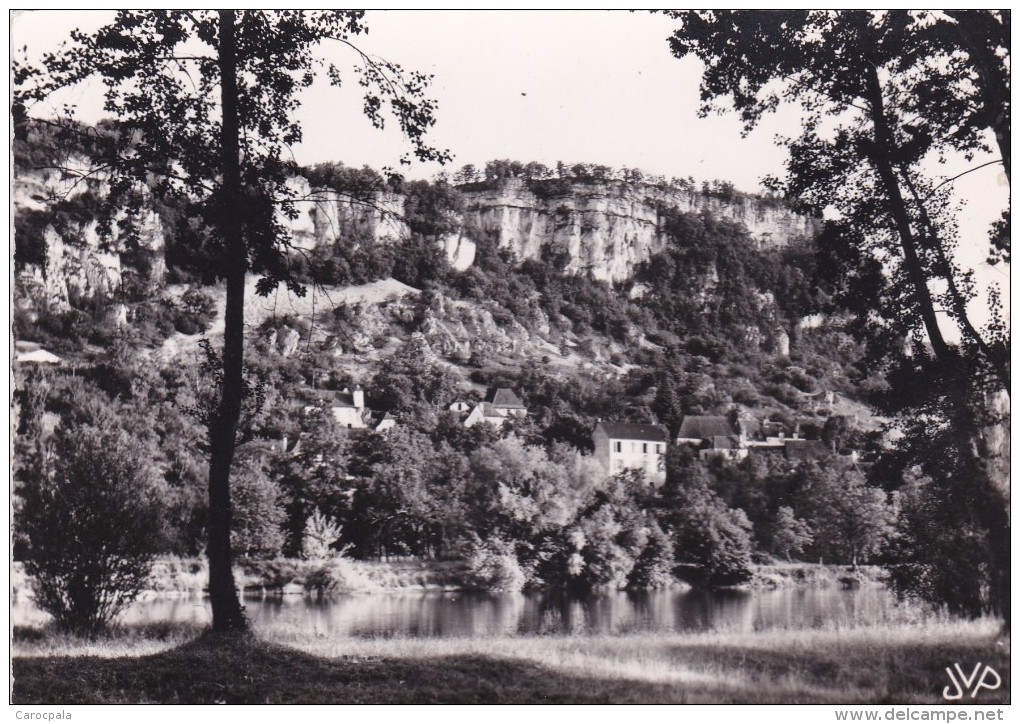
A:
[[12, 144, 873, 431]]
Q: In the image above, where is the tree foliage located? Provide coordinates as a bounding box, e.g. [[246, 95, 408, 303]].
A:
[[18, 426, 166, 634], [666, 9, 1008, 388]]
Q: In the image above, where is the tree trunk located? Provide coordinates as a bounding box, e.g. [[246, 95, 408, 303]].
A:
[[861, 63, 952, 362], [206, 9, 247, 633]]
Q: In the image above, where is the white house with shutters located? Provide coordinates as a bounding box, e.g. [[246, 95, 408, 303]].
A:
[[592, 421, 668, 484]]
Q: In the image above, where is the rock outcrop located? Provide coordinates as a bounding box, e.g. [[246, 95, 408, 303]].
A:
[[277, 176, 815, 284], [13, 160, 166, 311], [459, 178, 817, 282]]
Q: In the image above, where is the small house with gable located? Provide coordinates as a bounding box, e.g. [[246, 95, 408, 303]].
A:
[[307, 384, 396, 432], [675, 415, 735, 445], [461, 388, 528, 429], [593, 421, 668, 484], [489, 388, 528, 417]]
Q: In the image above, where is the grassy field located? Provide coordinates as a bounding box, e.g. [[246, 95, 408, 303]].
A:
[[11, 618, 1009, 704]]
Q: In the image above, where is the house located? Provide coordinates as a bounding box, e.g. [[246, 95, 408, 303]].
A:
[[592, 421, 668, 484], [489, 388, 527, 417], [674, 415, 747, 460], [701, 435, 748, 461], [675, 411, 837, 463], [461, 388, 528, 428], [329, 386, 367, 429], [675, 415, 735, 445], [308, 385, 396, 432], [464, 402, 509, 428]]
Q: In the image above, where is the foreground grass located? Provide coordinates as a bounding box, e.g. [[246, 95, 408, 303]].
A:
[[12, 619, 1009, 704]]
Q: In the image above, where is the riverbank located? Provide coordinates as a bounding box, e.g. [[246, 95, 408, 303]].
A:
[[11, 618, 1009, 704], [12, 558, 885, 598]]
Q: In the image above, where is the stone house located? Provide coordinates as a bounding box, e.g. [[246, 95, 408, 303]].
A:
[[461, 388, 528, 429], [309, 385, 396, 432], [675, 415, 747, 460]]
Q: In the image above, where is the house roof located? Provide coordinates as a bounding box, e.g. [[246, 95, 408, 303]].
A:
[[489, 388, 526, 409], [784, 439, 831, 461], [710, 435, 738, 450], [677, 415, 734, 440], [596, 421, 668, 442], [479, 401, 507, 418], [17, 349, 62, 364]]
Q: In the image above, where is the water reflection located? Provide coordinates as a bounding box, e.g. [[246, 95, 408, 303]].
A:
[[13, 585, 907, 637]]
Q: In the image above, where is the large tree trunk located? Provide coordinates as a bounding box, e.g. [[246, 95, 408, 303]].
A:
[[206, 9, 247, 633]]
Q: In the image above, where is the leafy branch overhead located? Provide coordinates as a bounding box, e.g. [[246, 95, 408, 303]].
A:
[[666, 10, 1009, 391]]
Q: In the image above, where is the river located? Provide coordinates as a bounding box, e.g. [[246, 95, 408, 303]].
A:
[[12, 585, 911, 637]]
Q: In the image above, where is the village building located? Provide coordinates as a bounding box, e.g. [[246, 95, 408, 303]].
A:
[[592, 421, 668, 484], [675, 412, 835, 462], [675, 415, 735, 445], [307, 385, 396, 432], [460, 388, 529, 429], [675, 415, 747, 460], [489, 388, 528, 417]]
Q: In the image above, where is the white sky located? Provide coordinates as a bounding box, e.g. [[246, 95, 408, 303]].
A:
[[10, 9, 1008, 328], [11, 10, 794, 189]]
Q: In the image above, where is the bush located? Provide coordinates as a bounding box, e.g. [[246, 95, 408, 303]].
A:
[[302, 558, 371, 597], [627, 522, 675, 589], [302, 508, 345, 560], [172, 287, 217, 335], [465, 538, 526, 592], [17, 426, 165, 634]]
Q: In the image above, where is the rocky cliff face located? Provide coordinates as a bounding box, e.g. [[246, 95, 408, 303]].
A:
[[13, 160, 166, 312], [459, 178, 817, 282], [17, 166, 815, 311], [281, 176, 476, 271], [279, 176, 814, 283]]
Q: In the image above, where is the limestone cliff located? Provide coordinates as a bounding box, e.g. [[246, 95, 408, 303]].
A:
[[16, 165, 815, 311], [13, 159, 166, 311], [459, 178, 818, 282]]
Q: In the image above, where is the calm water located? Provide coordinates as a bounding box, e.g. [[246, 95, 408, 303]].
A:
[[12, 586, 909, 637]]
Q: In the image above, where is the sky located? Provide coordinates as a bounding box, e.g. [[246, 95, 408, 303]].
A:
[[11, 10, 795, 189], [10, 9, 1008, 325]]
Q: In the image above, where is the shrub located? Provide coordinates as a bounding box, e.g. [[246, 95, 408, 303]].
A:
[[302, 558, 371, 597], [18, 426, 165, 634], [302, 508, 345, 560], [240, 558, 302, 591], [172, 287, 217, 335], [627, 522, 676, 589], [465, 538, 526, 592]]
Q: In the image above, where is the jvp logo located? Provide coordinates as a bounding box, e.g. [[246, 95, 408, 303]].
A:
[[942, 663, 1001, 700]]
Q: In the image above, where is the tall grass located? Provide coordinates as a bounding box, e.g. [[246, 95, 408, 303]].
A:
[[13, 617, 1008, 704]]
